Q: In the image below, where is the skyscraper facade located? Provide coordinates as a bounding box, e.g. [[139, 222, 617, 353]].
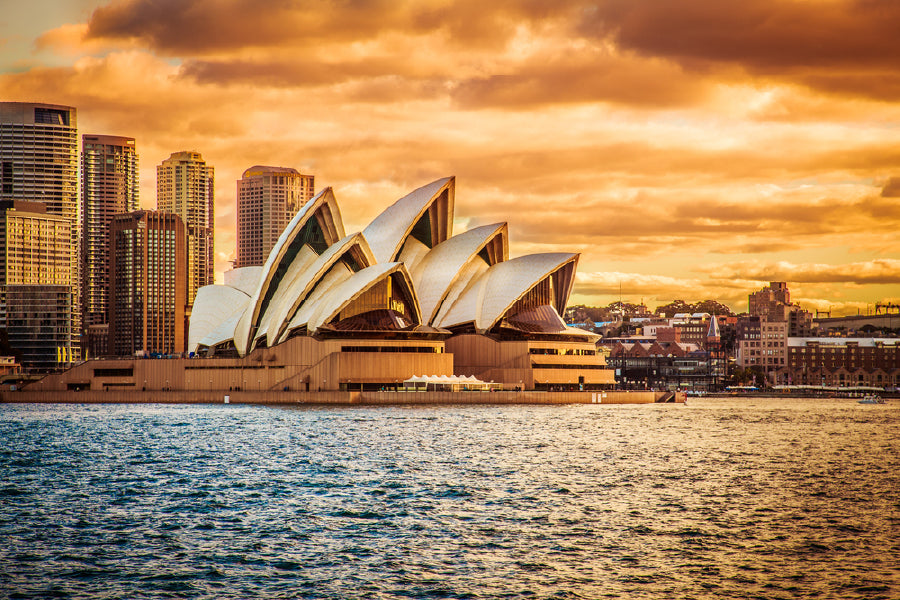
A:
[[0, 201, 73, 370], [108, 211, 186, 357], [82, 134, 139, 357], [236, 166, 314, 267], [0, 102, 79, 368], [156, 151, 214, 305]]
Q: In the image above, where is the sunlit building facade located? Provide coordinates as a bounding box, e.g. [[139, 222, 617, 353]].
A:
[[236, 166, 314, 267], [0, 201, 73, 370], [0, 102, 79, 367], [778, 337, 900, 389], [108, 211, 186, 357], [157, 151, 213, 305], [81, 134, 139, 357]]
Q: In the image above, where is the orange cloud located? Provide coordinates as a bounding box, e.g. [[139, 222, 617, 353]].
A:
[[881, 177, 900, 197], [83, 0, 545, 54], [5, 0, 900, 312], [580, 0, 900, 101], [452, 48, 706, 109], [697, 259, 900, 285]]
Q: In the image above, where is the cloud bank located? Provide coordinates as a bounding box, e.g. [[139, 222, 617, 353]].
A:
[[4, 0, 899, 313]]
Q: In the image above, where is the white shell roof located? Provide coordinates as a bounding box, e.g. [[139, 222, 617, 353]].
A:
[[251, 245, 319, 350], [234, 187, 345, 355], [396, 236, 430, 275], [188, 285, 251, 353], [432, 256, 489, 327], [306, 262, 421, 332], [412, 223, 507, 326], [197, 310, 244, 349], [282, 261, 355, 338], [223, 267, 263, 295], [262, 232, 375, 347], [437, 253, 578, 332], [362, 177, 454, 264], [188, 177, 588, 355]]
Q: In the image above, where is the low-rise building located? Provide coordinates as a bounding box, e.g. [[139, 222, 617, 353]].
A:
[[778, 337, 900, 389], [607, 341, 721, 390], [737, 316, 788, 381], [738, 282, 814, 385]]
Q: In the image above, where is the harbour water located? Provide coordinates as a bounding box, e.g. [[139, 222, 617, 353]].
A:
[[1, 397, 897, 599]]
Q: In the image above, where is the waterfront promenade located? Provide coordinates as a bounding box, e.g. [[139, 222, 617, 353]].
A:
[[0, 389, 681, 405]]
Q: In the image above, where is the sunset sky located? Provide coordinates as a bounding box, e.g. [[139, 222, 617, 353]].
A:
[[3, 0, 899, 315]]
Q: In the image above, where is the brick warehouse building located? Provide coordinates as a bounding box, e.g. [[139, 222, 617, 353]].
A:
[[777, 337, 900, 389]]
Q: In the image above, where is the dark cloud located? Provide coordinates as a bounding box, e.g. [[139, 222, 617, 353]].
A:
[[84, 0, 580, 54], [580, 0, 900, 100], [84, 0, 900, 105], [798, 72, 900, 102], [881, 177, 900, 197], [181, 57, 400, 87], [582, 0, 900, 70], [713, 241, 806, 255], [182, 51, 704, 109], [452, 50, 704, 109], [180, 57, 453, 106], [86, 0, 397, 53]]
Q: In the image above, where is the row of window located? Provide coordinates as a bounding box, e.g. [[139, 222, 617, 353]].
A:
[[340, 346, 442, 353], [529, 348, 596, 355], [532, 363, 608, 370]]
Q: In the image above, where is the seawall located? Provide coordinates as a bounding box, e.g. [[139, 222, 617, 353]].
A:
[[0, 390, 682, 405]]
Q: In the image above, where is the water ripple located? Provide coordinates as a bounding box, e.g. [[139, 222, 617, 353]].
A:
[[0, 398, 898, 599]]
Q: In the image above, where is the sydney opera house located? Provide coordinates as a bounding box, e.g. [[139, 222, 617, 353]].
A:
[[26, 177, 615, 394]]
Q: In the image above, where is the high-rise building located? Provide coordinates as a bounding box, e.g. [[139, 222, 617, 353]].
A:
[[0, 102, 79, 368], [0, 201, 74, 370], [156, 151, 214, 305], [108, 211, 186, 357], [82, 134, 139, 357], [236, 166, 314, 267]]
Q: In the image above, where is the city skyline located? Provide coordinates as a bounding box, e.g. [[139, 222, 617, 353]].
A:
[[3, 0, 900, 315]]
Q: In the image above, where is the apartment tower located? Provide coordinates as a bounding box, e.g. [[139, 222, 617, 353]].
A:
[[82, 134, 139, 357], [0, 202, 73, 370], [156, 151, 214, 305], [108, 211, 186, 357], [236, 166, 314, 267], [0, 102, 79, 368]]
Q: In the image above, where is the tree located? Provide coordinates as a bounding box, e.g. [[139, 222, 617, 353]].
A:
[[655, 300, 692, 318], [695, 300, 734, 316], [655, 299, 735, 318]]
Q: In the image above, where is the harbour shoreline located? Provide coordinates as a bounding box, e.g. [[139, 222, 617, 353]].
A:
[[0, 389, 682, 405]]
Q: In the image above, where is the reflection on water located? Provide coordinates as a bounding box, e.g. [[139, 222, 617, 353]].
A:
[[1, 397, 898, 599]]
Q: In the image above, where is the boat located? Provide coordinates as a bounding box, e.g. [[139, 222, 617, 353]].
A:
[[858, 394, 885, 404]]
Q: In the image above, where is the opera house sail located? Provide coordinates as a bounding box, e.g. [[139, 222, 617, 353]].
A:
[[27, 177, 615, 393]]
